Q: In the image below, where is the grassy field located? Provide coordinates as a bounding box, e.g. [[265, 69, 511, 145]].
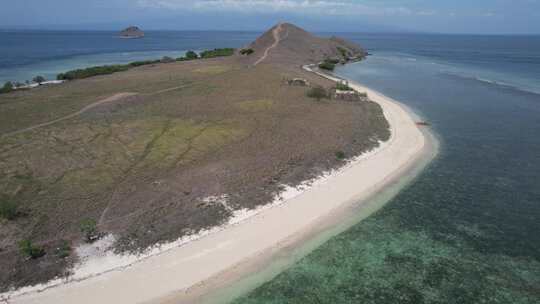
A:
[[0, 55, 389, 291]]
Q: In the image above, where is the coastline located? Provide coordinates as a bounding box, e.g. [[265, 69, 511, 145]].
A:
[[171, 67, 439, 304], [4, 65, 437, 304]]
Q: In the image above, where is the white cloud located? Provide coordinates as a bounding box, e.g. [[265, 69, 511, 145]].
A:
[[136, 0, 426, 16]]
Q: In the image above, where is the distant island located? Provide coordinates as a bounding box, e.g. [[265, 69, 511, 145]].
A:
[[119, 26, 144, 39]]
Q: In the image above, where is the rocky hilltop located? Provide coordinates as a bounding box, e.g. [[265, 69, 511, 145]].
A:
[[243, 23, 367, 65], [119, 26, 144, 38]]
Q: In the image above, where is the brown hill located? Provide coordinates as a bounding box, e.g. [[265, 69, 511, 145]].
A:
[[242, 23, 367, 65]]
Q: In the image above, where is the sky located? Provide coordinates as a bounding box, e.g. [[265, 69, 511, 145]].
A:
[[1, 0, 540, 34]]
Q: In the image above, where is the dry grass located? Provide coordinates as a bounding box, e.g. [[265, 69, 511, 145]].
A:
[[0, 55, 389, 291]]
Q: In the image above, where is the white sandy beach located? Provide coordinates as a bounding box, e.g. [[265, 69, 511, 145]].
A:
[[4, 68, 432, 304]]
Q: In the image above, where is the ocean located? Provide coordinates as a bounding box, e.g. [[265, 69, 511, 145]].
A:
[[2, 31, 540, 303], [0, 30, 258, 84], [231, 34, 540, 303]]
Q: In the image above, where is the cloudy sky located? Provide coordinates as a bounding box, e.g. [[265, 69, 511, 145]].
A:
[[2, 0, 540, 34]]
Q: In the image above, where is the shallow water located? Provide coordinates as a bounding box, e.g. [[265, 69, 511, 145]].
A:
[[233, 34, 540, 303]]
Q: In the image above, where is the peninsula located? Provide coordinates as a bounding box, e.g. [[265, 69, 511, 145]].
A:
[[0, 23, 433, 304]]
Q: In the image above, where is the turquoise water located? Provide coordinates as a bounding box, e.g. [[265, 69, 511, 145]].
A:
[[2, 31, 540, 303], [233, 35, 540, 303]]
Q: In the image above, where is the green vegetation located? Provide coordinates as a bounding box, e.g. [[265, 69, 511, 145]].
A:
[[335, 81, 354, 91], [160, 56, 175, 63], [57, 65, 130, 80], [200, 48, 235, 59], [19, 240, 45, 259], [318, 61, 336, 71], [306, 86, 329, 101], [129, 59, 161, 67], [55, 48, 235, 81], [55, 240, 71, 258], [325, 58, 340, 64], [176, 50, 199, 61], [0, 81, 14, 94], [80, 218, 99, 243], [185, 50, 199, 60], [337, 46, 349, 58], [0, 197, 19, 220], [335, 150, 346, 160], [33, 75, 46, 84], [240, 48, 255, 55]]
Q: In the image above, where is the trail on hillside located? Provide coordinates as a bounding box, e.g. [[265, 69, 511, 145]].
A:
[[1, 93, 137, 138], [0, 84, 191, 138], [254, 23, 286, 66]]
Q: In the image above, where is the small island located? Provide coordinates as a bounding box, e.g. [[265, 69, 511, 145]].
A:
[[119, 26, 144, 39]]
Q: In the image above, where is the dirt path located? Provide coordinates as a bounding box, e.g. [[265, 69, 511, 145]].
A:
[[0, 83, 192, 139], [1, 93, 137, 138], [253, 23, 285, 66]]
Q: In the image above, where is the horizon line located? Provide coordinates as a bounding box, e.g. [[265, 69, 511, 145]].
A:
[[1, 27, 539, 36]]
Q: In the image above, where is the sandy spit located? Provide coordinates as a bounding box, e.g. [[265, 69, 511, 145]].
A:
[[5, 66, 433, 304]]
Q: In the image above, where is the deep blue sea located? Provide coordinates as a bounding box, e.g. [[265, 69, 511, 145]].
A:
[[0, 30, 258, 84], [2, 30, 540, 302]]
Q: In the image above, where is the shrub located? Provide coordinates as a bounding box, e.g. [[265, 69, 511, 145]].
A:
[[33, 75, 46, 84], [325, 58, 340, 64], [336, 81, 353, 91], [0, 81, 14, 94], [19, 239, 46, 259], [199, 48, 235, 59], [0, 197, 19, 220], [337, 46, 349, 58], [160, 56, 175, 63], [185, 50, 198, 60], [57, 65, 130, 81], [80, 218, 100, 243], [56, 240, 71, 258], [335, 150, 346, 160], [306, 86, 328, 101], [240, 48, 254, 55], [129, 59, 160, 67], [318, 61, 335, 71]]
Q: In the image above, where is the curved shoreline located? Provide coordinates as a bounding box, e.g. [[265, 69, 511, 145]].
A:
[[5, 67, 437, 304], [181, 69, 439, 304]]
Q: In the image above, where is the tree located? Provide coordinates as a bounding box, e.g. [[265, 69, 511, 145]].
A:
[[19, 239, 46, 259], [318, 61, 335, 71], [335, 81, 353, 91], [33, 75, 46, 84], [240, 48, 254, 55], [0, 81, 14, 94], [185, 50, 198, 60]]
